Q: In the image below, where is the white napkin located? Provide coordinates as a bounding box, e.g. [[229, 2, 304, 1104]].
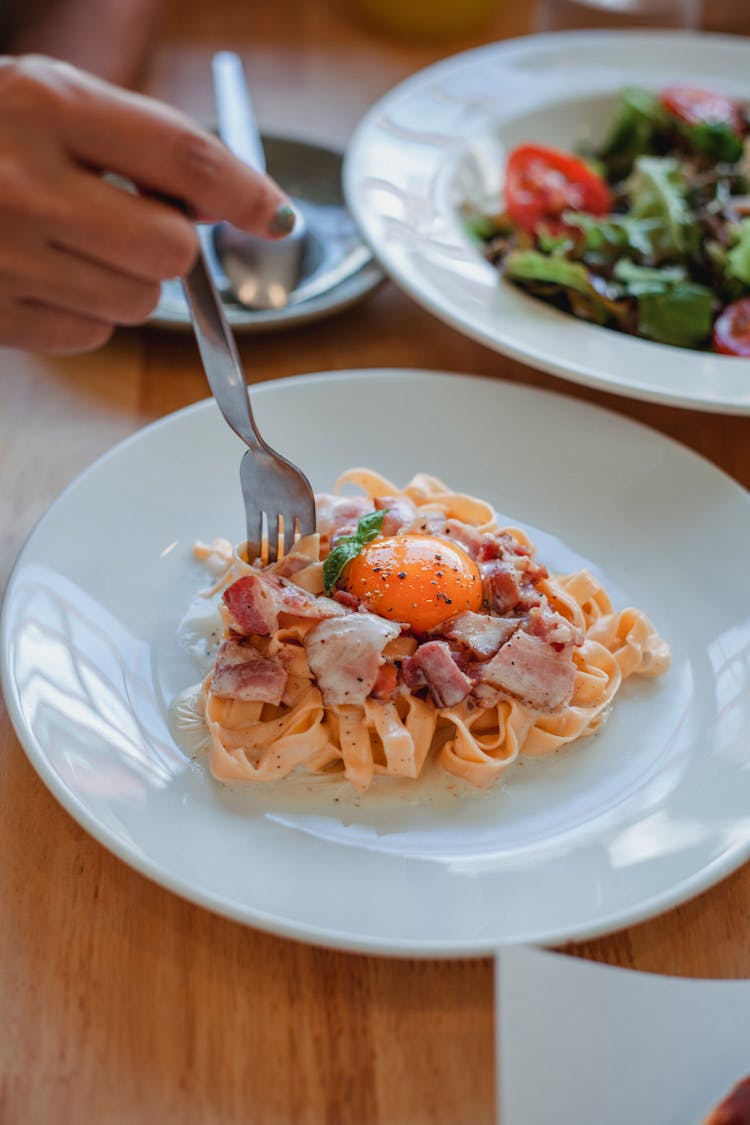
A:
[[497, 945, 750, 1125]]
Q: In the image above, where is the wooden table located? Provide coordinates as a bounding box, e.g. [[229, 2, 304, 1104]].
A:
[[2, 3, 749, 1122]]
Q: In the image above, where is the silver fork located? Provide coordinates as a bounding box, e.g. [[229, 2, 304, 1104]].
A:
[[181, 245, 316, 562]]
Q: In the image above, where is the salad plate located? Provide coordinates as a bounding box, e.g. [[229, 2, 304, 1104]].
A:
[[2, 369, 749, 956], [344, 32, 750, 413]]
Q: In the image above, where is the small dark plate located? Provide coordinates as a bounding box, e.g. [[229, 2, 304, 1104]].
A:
[[151, 135, 384, 333]]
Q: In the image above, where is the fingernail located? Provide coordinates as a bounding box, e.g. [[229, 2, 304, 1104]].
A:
[[267, 203, 296, 236]]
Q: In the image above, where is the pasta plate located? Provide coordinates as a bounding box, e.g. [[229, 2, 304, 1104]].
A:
[[2, 370, 749, 956], [344, 31, 750, 413]]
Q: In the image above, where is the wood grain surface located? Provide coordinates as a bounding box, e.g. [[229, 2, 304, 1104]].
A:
[[1, 2, 749, 1123]]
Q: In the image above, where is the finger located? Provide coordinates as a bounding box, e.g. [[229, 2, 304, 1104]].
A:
[[0, 223, 163, 323], [51, 167, 199, 283], [0, 300, 113, 354], [42, 60, 294, 237]]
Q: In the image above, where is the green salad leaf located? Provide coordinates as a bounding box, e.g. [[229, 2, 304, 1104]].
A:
[[503, 250, 593, 290], [626, 156, 699, 259], [725, 218, 750, 286], [536, 228, 575, 255], [684, 121, 744, 164], [461, 203, 515, 243], [595, 86, 666, 180], [322, 509, 387, 595], [463, 211, 503, 242], [613, 258, 688, 294], [635, 282, 714, 348], [503, 250, 623, 325], [564, 211, 665, 261]]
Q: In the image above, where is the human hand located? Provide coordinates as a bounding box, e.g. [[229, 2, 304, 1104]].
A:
[[0, 55, 295, 353]]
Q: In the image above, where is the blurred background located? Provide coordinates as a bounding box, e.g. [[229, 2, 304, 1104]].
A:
[[5, 0, 749, 113]]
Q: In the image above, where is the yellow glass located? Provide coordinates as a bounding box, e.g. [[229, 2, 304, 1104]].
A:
[[350, 0, 498, 39]]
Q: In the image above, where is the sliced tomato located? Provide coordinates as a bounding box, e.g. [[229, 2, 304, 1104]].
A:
[[660, 86, 744, 133], [504, 144, 612, 234], [712, 297, 750, 356]]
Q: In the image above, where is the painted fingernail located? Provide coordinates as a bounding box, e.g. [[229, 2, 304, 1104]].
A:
[[267, 203, 296, 236]]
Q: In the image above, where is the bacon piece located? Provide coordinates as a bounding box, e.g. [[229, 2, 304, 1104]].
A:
[[304, 615, 400, 706], [443, 519, 485, 559], [315, 493, 372, 545], [474, 631, 576, 712], [271, 577, 346, 620], [514, 584, 544, 612], [374, 495, 418, 537], [223, 574, 278, 636], [333, 589, 361, 610], [223, 572, 345, 634], [404, 640, 472, 708], [526, 602, 583, 648], [481, 559, 522, 614], [270, 541, 318, 579], [521, 556, 548, 584], [401, 655, 424, 693], [439, 611, 518, 659], [402, 511, 449, 537], [210, 640, 287, 704], [371, 662, 399, 702], [477, 532, 532, 562], [477, 535, 548, 587]]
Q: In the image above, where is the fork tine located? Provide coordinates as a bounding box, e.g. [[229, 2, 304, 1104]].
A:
[[282, 514, 297, 558], [238, 446, 316, 565], [267, 512, 281, 564], [246, 510, 263, 564]]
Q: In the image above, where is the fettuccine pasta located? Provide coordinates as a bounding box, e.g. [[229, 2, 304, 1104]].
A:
[[191, 470, 669, 792]]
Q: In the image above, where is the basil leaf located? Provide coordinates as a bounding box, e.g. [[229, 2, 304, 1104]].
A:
[[322, 508, 387, 595], [322, 541, 363, 595], [353, 509, 389, 542]]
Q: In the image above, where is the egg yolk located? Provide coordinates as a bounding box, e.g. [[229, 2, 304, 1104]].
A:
[[342, 534, 483, 632]]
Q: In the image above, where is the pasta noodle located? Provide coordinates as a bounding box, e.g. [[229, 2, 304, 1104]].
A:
[[191, 470, 669, 793]]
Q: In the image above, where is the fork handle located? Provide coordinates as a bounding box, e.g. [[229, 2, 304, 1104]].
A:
[[182, 247, 266, 452]]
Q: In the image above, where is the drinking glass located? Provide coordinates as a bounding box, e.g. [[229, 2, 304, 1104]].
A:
[[535, 0, 701, 31]]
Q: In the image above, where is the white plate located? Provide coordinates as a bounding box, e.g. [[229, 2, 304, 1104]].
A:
[[344, 32, 750, 414], [497, 947, 750, 1125], [2, 370, 749, 956]]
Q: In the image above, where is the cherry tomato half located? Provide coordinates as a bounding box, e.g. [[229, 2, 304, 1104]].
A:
[[713, 297, 750, 357], [503, 144, 612, 234], [660, 86, 744, 133]]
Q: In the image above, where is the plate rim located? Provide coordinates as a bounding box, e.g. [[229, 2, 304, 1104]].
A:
[[2, 367, 750, 958]]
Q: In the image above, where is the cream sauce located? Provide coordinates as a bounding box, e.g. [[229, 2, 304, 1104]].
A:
[[176, 590, 223, 668], [168, 679, 493, 814]]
